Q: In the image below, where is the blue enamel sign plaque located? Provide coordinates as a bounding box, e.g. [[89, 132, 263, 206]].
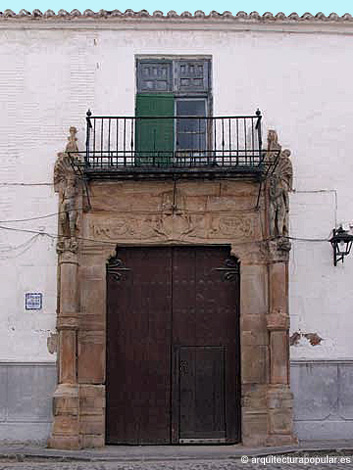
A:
[[25, 293, 43, 310]]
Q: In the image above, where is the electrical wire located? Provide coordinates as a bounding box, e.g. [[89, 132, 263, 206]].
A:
[[0, 234, 40, 253], [0, 183, 54, 186], [0, 223, 331, 248], [0, 212, 59, 223], [0, 224, 117, 246], [0, 234, 42, 260]]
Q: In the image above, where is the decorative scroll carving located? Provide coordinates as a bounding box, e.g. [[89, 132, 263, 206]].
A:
[[90, 211, 260, 243], [90, 213, 206, 241], [213, 257, 239, 282], [56, 238, 78, 255], [267, 130, 293, 237], [214, 214, 256, 238], [107, 258, 131, 282]]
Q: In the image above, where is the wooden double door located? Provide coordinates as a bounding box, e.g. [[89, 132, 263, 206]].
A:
[[106, 246, 240, 444]]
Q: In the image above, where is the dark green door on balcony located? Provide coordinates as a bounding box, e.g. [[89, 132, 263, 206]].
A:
[[135, 94, 174, 166]]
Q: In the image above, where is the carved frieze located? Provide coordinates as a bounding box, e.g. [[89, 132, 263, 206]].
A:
[[89, 213, 207, 241], [89, 211, 259, 243], [212, 214, 257, 239]]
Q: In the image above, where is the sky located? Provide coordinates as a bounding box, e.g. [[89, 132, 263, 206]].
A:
[[3, 0, 353, 16]]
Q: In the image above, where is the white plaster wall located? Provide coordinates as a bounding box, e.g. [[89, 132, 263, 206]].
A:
[[1, 22, 353, 361]]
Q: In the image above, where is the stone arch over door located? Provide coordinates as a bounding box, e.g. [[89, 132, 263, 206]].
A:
[[49, 128, 297, 449]]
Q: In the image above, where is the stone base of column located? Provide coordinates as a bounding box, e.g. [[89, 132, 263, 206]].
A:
[[266, 434, 298, 447], [79, 385, 105, 448], [48, 384, 81, 450], [242, 410, 269, 447], [266, 385, 298, 447], [242, 384, 269, 447]]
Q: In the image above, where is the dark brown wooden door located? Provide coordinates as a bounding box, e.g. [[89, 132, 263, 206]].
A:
[[106, 248, 172, 444], [106, 246, 240, 445]]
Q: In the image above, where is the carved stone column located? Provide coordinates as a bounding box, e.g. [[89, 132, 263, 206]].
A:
[[266, 239, 297, 445], [265, 130, 297, 446], [49, 129, 82, 449], [49, 247, 80, 449]]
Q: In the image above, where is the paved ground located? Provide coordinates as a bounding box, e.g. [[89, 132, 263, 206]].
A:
[[1, 443, 353, 470], [1, 455, 353, 470]]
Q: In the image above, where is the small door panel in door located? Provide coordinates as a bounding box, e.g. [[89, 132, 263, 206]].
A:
[[178, 346, 225, 442]]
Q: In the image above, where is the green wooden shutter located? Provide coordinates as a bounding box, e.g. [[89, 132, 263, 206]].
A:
[[135, 94, 174, 167]]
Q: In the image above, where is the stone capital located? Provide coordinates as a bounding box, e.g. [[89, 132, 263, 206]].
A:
[[266, 237, 291, 264], [57, 239, 79, 259]]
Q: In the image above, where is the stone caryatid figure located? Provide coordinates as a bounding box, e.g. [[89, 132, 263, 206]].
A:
[[267, 130, 293, 237], [54, 127, 80, 241], [65, 126, 79, 154]]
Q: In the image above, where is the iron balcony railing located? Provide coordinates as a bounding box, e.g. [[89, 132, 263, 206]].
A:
[[82, 110, 265, 177]]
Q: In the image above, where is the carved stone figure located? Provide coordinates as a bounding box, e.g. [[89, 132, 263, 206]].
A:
[[54, 128, 80, 242], [59, 172, 77, 238], [65, 126, 79, 154], [267, 131, 293, 237]]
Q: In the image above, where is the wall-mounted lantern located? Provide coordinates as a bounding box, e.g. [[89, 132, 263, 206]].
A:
[[329, 226, 353, 266]]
